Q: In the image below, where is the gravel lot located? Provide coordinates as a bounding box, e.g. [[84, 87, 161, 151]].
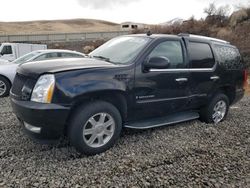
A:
[[0, 97, 249, 187]]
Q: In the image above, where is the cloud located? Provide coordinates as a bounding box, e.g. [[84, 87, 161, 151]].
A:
[[197, 0, 250, 6], [76, 0, 140, 9]]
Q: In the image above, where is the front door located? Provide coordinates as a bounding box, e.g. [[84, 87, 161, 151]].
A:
[[0, 45, 14, 61], [131, 39, 191, 121]]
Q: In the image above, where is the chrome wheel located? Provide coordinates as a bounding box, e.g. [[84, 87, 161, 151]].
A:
[[212, 100, 227, 123], [0, 80, 7, 96], [83, 113, 115, 148]]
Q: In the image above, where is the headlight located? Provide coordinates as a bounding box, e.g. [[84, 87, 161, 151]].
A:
[[31, 74, 55, 103]]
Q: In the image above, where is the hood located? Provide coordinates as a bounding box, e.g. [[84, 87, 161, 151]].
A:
[[0, 59, 10, 65], [17, 58, 118, 78], [0, 62, 17, 67], [0, 63, 18, 71], [0, 63, 18, 83]]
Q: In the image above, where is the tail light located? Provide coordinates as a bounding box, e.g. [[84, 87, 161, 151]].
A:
[[243, 69, 248, 88]]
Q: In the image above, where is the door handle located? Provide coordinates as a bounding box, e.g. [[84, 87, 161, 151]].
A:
[[210, 76, 220, 81], [175, 78, 188, 82]]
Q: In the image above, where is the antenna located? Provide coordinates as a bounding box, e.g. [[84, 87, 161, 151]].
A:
[[146, 30, 152, 36]]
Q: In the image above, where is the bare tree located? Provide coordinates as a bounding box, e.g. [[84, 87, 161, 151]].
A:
[[204, 3, 231, 26], [204, 3, 230, 17], [217, 5, 231, 17], [204, 3, 217, 16]]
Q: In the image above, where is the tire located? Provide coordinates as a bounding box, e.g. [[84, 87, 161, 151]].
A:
[[0, 76, 11, 98], [68, 101, 122, 155], [200, 93, 229, 124]]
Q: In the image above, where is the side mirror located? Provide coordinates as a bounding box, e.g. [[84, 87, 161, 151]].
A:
[[144, 56, 170, 70]]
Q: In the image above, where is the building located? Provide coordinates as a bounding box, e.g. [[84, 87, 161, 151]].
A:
[[121, 22, 148, 31]]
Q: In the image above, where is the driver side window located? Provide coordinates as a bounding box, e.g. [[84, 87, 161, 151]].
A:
[[1, 45, 12, 55], [148, 40, 185, 69]]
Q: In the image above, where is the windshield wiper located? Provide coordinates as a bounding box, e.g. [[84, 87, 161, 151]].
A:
[[92, 55, 112, 63]]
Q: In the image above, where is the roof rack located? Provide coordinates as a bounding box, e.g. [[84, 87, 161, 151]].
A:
[[178, 33, 230, 44]]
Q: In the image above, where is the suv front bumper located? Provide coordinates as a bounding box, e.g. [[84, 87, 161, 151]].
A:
[[11, 98, 70, 143]]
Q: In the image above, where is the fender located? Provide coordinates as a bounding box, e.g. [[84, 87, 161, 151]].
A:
[[53, 66, 134, 105]]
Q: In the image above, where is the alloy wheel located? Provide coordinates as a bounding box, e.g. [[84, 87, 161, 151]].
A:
[[212, 100, 227, 123], [83, 113, 115, 148], [0, 80, 7, 96]]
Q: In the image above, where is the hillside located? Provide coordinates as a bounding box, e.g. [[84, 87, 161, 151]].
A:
[[0, 19, 120, 34]]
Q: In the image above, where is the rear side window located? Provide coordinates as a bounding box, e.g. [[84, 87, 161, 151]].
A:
[[189, 42, 215, 68], [46, 53, 58, 58], [61, 52, 84, 58], [214, 45, 242, 69]]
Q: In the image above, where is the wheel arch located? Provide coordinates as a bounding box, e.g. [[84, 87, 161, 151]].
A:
[[65, 90, 128, 134], [0, 74, 12, 87], [0, 74, 12, 97], [217, 85, 236, 105]]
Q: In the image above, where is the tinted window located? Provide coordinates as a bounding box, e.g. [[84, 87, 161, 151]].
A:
[[189, 42, 215, 68], [1, 45, 12, 55], [148, 40, 185, 68], [215, 45, 242, 69]]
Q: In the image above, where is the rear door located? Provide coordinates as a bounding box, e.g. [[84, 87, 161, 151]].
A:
[[187, 40, 218, 108]]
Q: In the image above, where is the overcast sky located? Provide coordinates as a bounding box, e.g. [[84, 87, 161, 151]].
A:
[[0, 0, 249, 24]]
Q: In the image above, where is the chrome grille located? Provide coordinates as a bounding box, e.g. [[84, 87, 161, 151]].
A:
[[12, 73, 28, 95], [11, 73, 36, 100]]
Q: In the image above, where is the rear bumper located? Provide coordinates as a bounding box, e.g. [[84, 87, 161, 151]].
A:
[[11, 98, 70, 142]]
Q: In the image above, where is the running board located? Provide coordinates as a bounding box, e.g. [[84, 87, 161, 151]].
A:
[[124, 111, 199, 129]]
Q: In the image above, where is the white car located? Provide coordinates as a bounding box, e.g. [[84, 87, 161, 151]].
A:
[[0, 49, 85, 97]]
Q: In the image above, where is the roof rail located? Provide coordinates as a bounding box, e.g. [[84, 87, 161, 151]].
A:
[[178, 33, 230, 44]]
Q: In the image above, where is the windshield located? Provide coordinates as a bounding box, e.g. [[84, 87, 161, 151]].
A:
[[13, 51, 42, 64], [89, 36, 151, 64]]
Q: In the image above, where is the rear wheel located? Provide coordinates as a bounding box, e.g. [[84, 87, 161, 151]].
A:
[[0, 76, 11, 97], [200, 93, 229, 124], [68, 101, 122, 155]]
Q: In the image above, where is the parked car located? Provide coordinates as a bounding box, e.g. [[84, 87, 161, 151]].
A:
[[0, 43, 47, 63], [0, 49, 85, 97], [10, 34, 246, 155]]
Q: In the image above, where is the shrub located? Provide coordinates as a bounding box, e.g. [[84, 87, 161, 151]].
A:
[[229, 9, 249, 27]]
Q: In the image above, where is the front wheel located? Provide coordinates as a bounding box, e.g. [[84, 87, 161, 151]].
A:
[[0, 76, 11, 98], [68, 101, 122, 155], [200, 93, 229, 124]]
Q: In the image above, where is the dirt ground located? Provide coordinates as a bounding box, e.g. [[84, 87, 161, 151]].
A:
[[0, 96, 249, 187]]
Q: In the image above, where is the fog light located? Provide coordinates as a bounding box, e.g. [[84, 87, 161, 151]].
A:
[[24, 122, 41, 134]]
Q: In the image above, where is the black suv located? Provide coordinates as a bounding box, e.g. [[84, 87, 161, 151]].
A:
[[10, 34, 247, 155]]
